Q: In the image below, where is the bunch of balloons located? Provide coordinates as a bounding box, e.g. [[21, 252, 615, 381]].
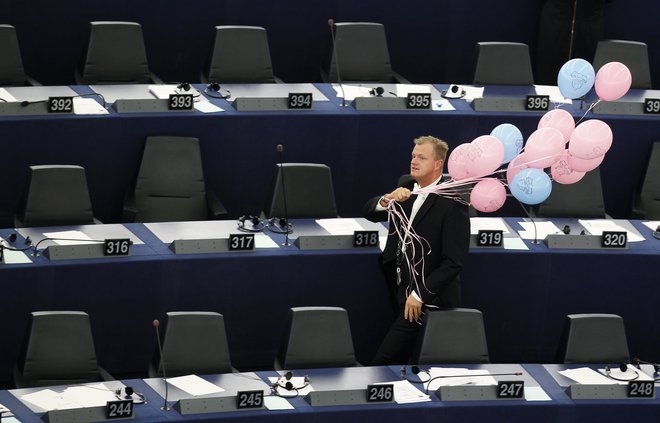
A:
[[440, 58, 632, 213]]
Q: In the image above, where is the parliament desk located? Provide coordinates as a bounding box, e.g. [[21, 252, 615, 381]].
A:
[[0, 218, 658, 386], [1, 84, 659, 229], [0, 364, 658, 423]]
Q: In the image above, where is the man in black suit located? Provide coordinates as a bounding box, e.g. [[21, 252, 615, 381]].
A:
[[364, 136, 470, 365]]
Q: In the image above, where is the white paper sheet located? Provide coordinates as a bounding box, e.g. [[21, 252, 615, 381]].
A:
[[73, 98, 109, 115], [375, 380, 430, 403], [61, 384, 118, 407], [469, 217, 511, 235], [395, 84, 430, 97], [642, 221, 660, 231], [264, 395, 294, 410], [0, 88, 18, 102], [534, 85, 573, 105], [255, 233, 279, 248], [524, 386, 552, 401], [503, 237, 529, 250], [517, 221, 561, 240], [166, 375, 225, 396], [578, 219, 645, 242], [463, 86, 485, 101], [558, 367, 617, 385], [0, 237, 32, 263], [42, 230, 99, 245], [194, 101, 224, 113], [333, 84, 371, 101], [315, 218, 365, 235]]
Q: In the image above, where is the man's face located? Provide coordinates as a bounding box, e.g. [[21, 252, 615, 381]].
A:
[[410, 143, 442, 182]]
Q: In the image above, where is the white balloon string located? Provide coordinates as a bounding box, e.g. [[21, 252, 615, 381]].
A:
[[576, 99, 600, 125]]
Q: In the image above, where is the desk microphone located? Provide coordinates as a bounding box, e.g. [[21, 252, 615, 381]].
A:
[[20, 93, 107, 109], [153, 319, 171, 411], [328, 18, 346, 107], [276, 144, 291, 246]]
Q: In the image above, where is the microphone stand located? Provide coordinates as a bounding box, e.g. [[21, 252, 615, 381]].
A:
[[276, 144, 291, 246], [328, 19, 347, 107], [518, 199, 540, 245], [153, 320, 171, 411]]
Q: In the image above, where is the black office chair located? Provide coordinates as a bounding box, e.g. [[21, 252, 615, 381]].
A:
[[557, 313, 630, 364], [149, 312, 234, 378], [202, 26, 280, 84], [632, 141, 660, 219], [473, 42, 535, 85], [275, 306, 358, 370], [77, 21, 161, 84], [536, 168, 607, 218], [321, 22, 410, 83], [411, 308, 490, 365], [15, 165, 98, 228], [123, 136, 227, 222], [14, 311, 113, 388], [264, 163, 338, 219], [0, 24, 40, 86], [593, 40, 652, 89]]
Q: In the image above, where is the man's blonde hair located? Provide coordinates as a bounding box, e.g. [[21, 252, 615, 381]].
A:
[[414, 136, 449, 161]]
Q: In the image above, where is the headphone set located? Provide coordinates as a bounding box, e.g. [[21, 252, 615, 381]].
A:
[[115, 386, 147, 404], [441, 84, 466, 99], [204, 82, 231, 99], [653, 225, 660, 240], [237, 215, 267, 233], [271, 371, 310, 397], [604, 362, 640, 381], [266, 217, 293, 234], [399, 365, 430, 384]]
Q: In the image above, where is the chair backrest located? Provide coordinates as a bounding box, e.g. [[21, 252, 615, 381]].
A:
[[265, 163, 338, 219], [558, 313, 630, 364], [411, 308, 490, 365], [16, 165, 95, 228], [0, 24, 28, 86], [326, 22, 394, 83], [473, 42, 534, 85], [635, 141, 660, 219], [593, 40, 652, 89], [206, 26, 276, 83], [276, 306, 357, 370], [132, 136, 209, 222], [537, 168, 607, 218], [152, 312, 233, 378], [15, 311, 103, 387], [81, 21, 151, 84]]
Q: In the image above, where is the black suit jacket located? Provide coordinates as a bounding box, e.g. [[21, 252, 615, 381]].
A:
[[363, 175, 470, 308]]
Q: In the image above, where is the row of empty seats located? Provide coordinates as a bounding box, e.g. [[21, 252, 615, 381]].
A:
[[13, 308, 632, 388], [1, 22, 653, 87], [15, 136, 339, 227], [15, 139, 660, 227]]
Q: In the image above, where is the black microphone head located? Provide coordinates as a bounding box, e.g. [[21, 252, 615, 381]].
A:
[[124, 386, 134, 396], [375, 86, 384, 95], [153, 319, 160, 328], [21, 100, 30, 107], [411, 365, 420, 375], [327, 18, 335, 27], [284, 371, 293, 380], [451, 85, 459, 93], [619, 362, 628, 372], [250, 216, 260, 226], [177, 82, 191, 91], [276, 144, 284, 153], [8, 233, 17, 243], [285, 381, 293, 390], [207, 82, 220, 92], [562, 225, 571, 234]]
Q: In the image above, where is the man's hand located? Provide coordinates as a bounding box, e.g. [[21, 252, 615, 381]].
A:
[[404, 294, 423, 322], [380, 187, 412, 207]]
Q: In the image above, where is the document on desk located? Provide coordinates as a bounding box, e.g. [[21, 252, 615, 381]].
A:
[[166, 375, 225, 396], [642, 220, 660, 231], [517, 221, 561, 240], [558, 367, 617, 385], [73, 97, 109, 115], [578, 219, 645, 242], [462, 86, 485, 101], [42, 230, 99, 245], [534, 85, 572, 105], [395, 84, 431, 97], [469, 217, 511, 235], [426, 368, 497, 392], [315, 218, 366, 235], [375, 380, 430, 403], [60, 384, 119, 407], [0, 237, 32, 264], [334, 84, 371, 101], [0, 88, 18, 102]]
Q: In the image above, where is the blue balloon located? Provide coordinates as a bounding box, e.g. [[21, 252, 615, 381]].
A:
[[491, 123, 523, 164], [557, 58, 595, 99], [509, 168, 553, 205]]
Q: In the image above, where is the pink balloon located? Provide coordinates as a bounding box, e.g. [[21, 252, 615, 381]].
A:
[[568, 119, 613, 159], [551, 151, 586, 184], [463, 135, 505, 177], [538, 109, 575, 144], [470, 178, 506, 213], [595, 62, 632, 101], [568, 152, 605, 172], [506, 153, 530, 185], [524, 127, 564, 168], [447, 143, 471, 180]]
